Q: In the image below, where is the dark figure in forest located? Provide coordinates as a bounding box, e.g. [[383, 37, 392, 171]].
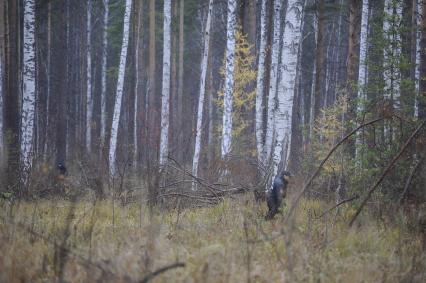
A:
[[57, 163, 67, 181], [265, 171, 291, 220]]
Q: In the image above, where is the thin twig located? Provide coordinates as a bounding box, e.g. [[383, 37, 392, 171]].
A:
[[315, 194, 359, 219], [349, 119, 426, 227]]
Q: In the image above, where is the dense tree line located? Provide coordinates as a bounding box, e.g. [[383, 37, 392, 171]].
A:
[[0, 0, 425, 204]]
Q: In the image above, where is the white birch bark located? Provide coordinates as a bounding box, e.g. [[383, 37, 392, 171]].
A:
[[264, 0, 282, 163], [101, 0, 109, 148], [255, 0, 267, 165], [108, 0, 132, 176], [221, 0, 237, 159], [20, 0, 36, 184], [134, 0, 143, 167], [192, 0, 214, 190], [86, 0, 93, 153], [355, 0, 369, 160], [159, 0, 172, 167], [270, 0, 304, 180]]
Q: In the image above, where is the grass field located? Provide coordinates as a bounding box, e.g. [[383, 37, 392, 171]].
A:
[[0, 195, 424, 282]]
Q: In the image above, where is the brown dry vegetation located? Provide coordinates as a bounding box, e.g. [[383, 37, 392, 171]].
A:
[[0, 194, 425, 283]]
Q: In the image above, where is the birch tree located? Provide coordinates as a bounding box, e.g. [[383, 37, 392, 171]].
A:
[[20, 0, 36, 185], [192, 0, 214, 190], [108, 0, 132, 176], [255, 0, 267, 165], [221, 0, 237, 159], [86, 0, 93, 153], [100, 0, 109, 149], [159, 0, 172, 167], [264, 0, 283, 163], [271, 0, 304, 179], [355, 0, 369, 160]]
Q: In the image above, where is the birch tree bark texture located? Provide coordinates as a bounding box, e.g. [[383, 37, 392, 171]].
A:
[[20, 0, 36, 186], [192, 0, 214, 190], [159, 0, 172, 167], [221, 0, 237, 159], [270, 0, 304, 181], [108, 0, 132, 177], [264, 0, 283, 164], [255, 0, 267, 166]]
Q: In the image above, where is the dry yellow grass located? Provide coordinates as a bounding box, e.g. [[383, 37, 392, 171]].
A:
[[0, 196, 424, 282]]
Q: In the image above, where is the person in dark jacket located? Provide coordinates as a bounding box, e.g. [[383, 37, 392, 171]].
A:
[[265, 171, 291, 220]]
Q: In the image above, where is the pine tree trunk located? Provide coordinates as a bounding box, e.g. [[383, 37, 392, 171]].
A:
[[86, 0, 93, 154], [159, 0, 172, 167], [147, 0, 157, 164], [134, 0, 143, 168], [255, 0, 267, 165], [192, 0, 214, 190], [221, 0, 237, 159], [0, 0, 4, 163], [313, 0, 325, 121], [419, 0, 426, 119], [271, 0, 304, 179], [177, 0, 184, 163], [100, 0, 109, 150], [264, 0, 282, 163], [401, 0, 415, 116], [20, 0, 37, 186], [108, 0, 133, 176]]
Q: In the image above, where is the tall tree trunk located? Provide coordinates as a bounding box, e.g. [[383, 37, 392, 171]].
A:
[[100, 0, 109, 151], [313, 0, 325, 122], [271, 0, 304, 179], [177, 0, 184, 163], [159, 0, 172, 167], [401, 0, 415, 116], [4, 0, 20, 191], [255, 0, 267, 165], [346, 0, 362, 155], [134, 0, 143, 168], [86, 0, 93, 154], [264, 0, 282, 164], [108, 0, 133, 176], [147, 0, 156, 164], [355, 0, 369, 161], [221, 0, 237, 159], [0, 0, 4, 163], [192, 0, 214, 190], [20, 0, 36, 187], [419, 0, 426, 119]]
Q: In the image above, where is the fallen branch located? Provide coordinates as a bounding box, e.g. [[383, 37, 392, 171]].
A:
[[349, 119, 426, 227], [139, 262, 186, 283], [315, 194, 359, 219], [285, 117, 386, 223]]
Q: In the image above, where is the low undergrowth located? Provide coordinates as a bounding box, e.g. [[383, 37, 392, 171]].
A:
[[0, 195, 424, 282]]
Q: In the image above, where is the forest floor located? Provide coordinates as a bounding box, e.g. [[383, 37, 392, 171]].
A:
[[0, 194, 425, 282]]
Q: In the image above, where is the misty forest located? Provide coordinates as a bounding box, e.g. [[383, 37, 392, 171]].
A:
[[0, 0, 426, 282]]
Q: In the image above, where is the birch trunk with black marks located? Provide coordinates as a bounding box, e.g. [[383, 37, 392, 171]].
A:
[[108, 0, 132, 176]]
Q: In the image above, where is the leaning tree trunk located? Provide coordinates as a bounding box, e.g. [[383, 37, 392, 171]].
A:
[[100, 0, 109, 150], [221, 0, 237, 159], [108, 0, 132, 176], [192, 0, 214, 190], [86, 0, 93, 154], [264, 0, 283, 164], [159, 0, 172, 167], [20, 0, 36, 187], [271, 0, 304, 180], [255, 0, 267, 165]]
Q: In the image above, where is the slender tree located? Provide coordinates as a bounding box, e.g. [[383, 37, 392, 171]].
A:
[[221, 0, 237, 159], [86, 0, 93, 153], [134, 0, 143, 168], [255, 0, 267, 165], [192, 0, 214, 190], [100, 0, 109, 150], [20, 0, 37, 186], [419, 0, 426, 119], [108, 0, 133, 176], [177, 0, 184, 163], [159, 0, 172, 167]]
